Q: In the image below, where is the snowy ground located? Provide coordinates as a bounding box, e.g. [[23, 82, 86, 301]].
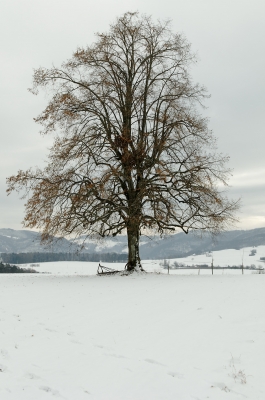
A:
[[1, 249, 265, 399]]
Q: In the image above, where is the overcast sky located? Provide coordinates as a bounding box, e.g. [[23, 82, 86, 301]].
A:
[[1, 0, 264, 231]]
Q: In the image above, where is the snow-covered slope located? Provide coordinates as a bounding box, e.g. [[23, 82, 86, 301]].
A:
[[0, 268, 264, 399], [164, 245, 265, 270], [1, 227, 265, 258], [139, 227, 265, 259], [0, 228, 76, 253]]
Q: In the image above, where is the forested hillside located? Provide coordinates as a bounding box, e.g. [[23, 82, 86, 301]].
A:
[[1, 227, 265, 260]]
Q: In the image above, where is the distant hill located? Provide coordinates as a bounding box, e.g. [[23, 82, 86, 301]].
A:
[[0, 228, 77, 253], [0, 227, 265, 259], [139, 227, 265, 259]]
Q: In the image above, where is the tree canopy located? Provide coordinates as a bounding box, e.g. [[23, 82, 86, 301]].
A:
[[7, 12, 239, 271]]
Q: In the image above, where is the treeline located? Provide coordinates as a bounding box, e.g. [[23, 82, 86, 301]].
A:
[[1, 252, 127, 264], [0, 261, 38, 273]]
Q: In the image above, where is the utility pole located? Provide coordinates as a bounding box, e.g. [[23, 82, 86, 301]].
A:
[[211, 257, 213, 275], [242, 250, 244, 275]]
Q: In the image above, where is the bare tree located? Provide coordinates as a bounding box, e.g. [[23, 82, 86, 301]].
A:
[[7, 12, 239, 271]]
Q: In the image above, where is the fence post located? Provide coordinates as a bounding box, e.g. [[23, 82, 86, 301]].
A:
[[211, 258, 213, 275]]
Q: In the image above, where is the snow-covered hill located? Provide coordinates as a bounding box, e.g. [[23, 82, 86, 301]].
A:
[[1, 227, 265, 260], [0, 228, 76, 253]]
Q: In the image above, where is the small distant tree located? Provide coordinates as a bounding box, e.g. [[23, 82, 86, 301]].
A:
[[7, 12, 239, 272], [173, 261, 185, 269]]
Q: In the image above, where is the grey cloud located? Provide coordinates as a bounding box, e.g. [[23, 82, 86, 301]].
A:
[[1, 0, 264, 230]]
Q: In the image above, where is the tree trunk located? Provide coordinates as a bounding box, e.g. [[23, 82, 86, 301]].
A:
[[126, 225, 143, 271]]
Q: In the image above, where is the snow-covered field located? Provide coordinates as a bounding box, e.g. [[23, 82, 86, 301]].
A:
[[167, 245, 265, 270], [1, 248, 265, 399], [19, 245, 265, 276]]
